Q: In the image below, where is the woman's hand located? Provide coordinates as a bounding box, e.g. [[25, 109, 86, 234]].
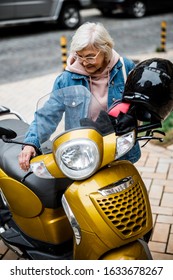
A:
[[18, 145, 36, 171]]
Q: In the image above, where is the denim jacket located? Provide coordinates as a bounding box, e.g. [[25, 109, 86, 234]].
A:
[[24, 57, 141, 163]]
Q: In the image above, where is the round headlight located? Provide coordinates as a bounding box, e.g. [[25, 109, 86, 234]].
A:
[[55, 138, 100, 180]]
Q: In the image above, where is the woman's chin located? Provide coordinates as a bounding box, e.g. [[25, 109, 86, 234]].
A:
[[85, 66, 101, 75]]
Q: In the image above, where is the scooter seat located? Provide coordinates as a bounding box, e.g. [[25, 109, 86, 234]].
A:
[[0, 119, 72, 208]]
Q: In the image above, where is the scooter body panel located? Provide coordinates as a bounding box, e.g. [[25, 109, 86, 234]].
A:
[[0, 176, 43, 217], [64, 160, 153, 259], [11, 207, 73, 243], [100, 239, 152, 260], [0, 170, 73, 244]]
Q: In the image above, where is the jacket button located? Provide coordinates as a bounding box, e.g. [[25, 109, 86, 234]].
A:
[[112, 98, 116, 101], [72, 101, 76, 106]]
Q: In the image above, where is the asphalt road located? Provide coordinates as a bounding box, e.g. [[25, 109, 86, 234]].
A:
[[0, 9, 173, 84]]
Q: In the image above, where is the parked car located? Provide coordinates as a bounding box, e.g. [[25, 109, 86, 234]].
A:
[[0, 0, 92, 29], [92, 0, 173, 18]]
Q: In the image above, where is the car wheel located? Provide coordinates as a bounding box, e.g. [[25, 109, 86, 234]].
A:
[[59, 4, 81, 29], [127, 1, 146, 18]]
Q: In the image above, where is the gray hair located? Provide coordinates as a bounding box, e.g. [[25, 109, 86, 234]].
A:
[[70, 22, 114, 62]]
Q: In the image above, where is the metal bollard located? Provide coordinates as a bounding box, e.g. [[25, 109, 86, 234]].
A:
[[160, 21, 167, 52], [60, 36, 68, 70]]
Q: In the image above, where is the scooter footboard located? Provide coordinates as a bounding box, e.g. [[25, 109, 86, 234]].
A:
[[100, 239, 153, 260]]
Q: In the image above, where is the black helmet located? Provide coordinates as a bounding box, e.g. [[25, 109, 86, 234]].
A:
[[123, 58, 173, 121]]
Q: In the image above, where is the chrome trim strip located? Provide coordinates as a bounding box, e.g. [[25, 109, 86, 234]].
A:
[[98, 176, 134, 196]]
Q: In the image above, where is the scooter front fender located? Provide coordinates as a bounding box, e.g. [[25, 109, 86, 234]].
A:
[[100, 239, 152, 260]]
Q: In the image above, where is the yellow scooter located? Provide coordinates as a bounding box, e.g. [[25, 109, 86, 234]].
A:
[[0, 85, 165, 260]]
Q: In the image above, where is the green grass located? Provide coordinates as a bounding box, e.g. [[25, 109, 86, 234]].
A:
[[162, 112, 173, 132], [154, 111, 173, 147]]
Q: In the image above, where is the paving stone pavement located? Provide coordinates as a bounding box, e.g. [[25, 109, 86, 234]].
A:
[[0, 51, 173, 260]]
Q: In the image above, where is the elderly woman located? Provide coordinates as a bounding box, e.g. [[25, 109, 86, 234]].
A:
[[19, 22, 141, 171]]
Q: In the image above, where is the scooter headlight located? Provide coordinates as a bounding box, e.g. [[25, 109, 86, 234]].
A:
[[55, 138, 100, 180], [115, 130, 135, 159]]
